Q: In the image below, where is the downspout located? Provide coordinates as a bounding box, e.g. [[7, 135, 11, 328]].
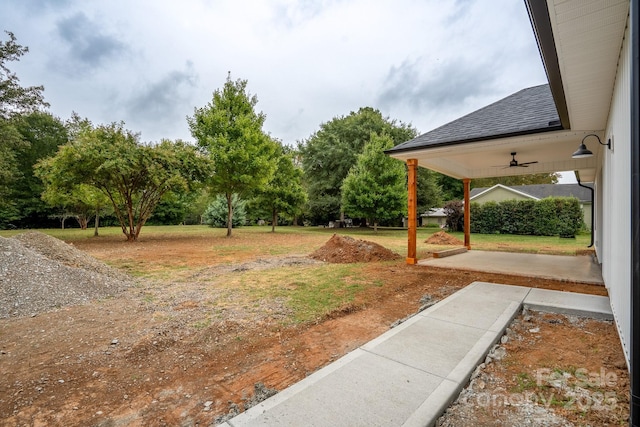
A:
[[575, 174, 594, 248], [631, 1, 639, 425]]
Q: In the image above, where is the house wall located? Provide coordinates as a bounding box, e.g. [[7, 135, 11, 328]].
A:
[[602, 21, 632, 363], [471, 187, 531, 204]]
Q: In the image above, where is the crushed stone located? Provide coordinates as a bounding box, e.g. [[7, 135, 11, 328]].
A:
[[0, 232, 133, 318]]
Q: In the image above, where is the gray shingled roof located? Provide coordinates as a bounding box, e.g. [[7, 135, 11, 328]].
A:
[[387, 84, 562, 153], [470, 183, 593, 203]]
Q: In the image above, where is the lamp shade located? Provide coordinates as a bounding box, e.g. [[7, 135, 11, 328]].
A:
[[572, 143, 593, 159]]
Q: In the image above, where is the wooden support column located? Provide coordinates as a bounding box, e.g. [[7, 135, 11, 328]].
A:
[[463, 178, 471, 250], [407, 159, 418, 264]]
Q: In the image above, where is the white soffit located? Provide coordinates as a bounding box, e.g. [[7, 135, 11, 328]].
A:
[[547, 0, 629, 130]]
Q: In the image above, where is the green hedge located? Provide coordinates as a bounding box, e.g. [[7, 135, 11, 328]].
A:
[[470, 197, 582, 237]]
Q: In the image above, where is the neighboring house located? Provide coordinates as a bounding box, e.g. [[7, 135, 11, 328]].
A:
[[420, 208, 446, 227], [469, 183, 593, 229], [386, 0, 637, 387]]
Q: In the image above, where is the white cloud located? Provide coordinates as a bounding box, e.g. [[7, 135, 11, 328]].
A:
[[0, 0, 547, 145]]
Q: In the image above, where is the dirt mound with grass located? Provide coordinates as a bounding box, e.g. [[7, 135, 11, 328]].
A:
[[309, 234, 401, 263], [425, 231, 464, 246], [0, 232, 133, 318]]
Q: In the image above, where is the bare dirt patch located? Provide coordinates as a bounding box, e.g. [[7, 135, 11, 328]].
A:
[[0, 230, 624, 426], [438, 311, 629, 426], [425, 231, 464, 246], [309, 234, 402, 263]]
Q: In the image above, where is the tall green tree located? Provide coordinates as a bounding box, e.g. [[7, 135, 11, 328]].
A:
[[12, 112, 68, 226], [37, 122, 211, 241], [341, 133, 407, 232], [0, 121, 24, 226], [417, 168, 443, 214], [250, 142, 307, 232], [0, 31, 49, 227], [188, 74, 277, 237], [1, 31, 48, 119], [299, 107, 416, 225]]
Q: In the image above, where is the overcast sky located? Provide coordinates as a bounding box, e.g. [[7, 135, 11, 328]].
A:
[[2, 0, 575, 182]]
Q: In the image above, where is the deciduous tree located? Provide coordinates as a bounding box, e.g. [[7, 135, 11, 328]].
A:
[[250, 142, 307, 232], [188, 74, 276, 237], [341, 133, 406, 232], [37, 122, 211, 241], [299, 107, 416, 224], [0, 31, 49, 227]]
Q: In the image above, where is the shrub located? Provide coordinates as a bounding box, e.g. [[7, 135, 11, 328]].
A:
[[469, 197, 583, 237], [203, 194, 247, 228]]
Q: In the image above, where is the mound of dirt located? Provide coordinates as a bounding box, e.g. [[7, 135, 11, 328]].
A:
[[309, 234, 401, 263], [0, 233, 133, 318], [425, 231, 464, 246]]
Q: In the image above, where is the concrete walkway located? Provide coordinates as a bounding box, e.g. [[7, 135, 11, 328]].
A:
[[419, 250, 604, 285], [220, 282, 611, 427]]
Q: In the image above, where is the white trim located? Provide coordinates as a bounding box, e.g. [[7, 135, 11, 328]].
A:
[[470, 184, 540, 201]]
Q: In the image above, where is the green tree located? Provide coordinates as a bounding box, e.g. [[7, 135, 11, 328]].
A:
[[299, 107, 416, 225], [12, 112, 68, 226], [1, 31, 48, 119], [0, 120, 24, 227], [417, 168, 443, 214], [37, 122, 211, 241], [341, 133, 407, 232], [0, 31, 49, 227], [188, 74, 277, 237], [41, 182, 111, 234], [437, 174, 464, 201], [249, 142, 307, 232]]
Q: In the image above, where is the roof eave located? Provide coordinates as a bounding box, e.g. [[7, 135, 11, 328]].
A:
[[524, 0, 571, 130], [385, 123, 563, 156]]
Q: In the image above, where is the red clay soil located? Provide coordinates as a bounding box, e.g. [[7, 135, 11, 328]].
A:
[[309, 234, 402, 263], [0, 232, 622, 426], [425, 231, 464, 246]]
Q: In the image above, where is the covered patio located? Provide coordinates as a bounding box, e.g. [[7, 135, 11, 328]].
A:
[[419, 250, 603, 285]]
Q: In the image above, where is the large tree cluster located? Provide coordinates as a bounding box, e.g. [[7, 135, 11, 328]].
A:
[[2, 30, 559, 237]]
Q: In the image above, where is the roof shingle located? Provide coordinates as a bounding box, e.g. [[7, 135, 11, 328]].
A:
[[387, 84, 561, 153]]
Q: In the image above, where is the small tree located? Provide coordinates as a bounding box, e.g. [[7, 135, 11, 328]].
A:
[[188, 74, 277, 237], [203, 194, 247, 228], [341, 133, 406, 232], [443, 200, 464, 232], [250, 143, 307, 232]]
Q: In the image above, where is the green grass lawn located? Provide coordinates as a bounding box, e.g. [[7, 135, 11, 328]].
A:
[[0, 224, 591, 256]]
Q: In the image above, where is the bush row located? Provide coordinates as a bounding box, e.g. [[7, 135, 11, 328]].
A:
[[469, 197, 584, 237]]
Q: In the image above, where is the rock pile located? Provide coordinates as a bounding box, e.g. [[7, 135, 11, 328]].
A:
[[0, 231, 132, 318]]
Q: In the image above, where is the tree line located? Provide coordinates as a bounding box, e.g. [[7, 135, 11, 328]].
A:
[[1, 31, 558, 240]]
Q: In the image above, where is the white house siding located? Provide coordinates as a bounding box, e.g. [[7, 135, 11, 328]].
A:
[[602, 21, 632, 363]]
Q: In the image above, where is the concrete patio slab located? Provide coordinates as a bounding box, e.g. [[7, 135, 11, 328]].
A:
[[419, 250, 604, 284], [221, 281, 612, 427]]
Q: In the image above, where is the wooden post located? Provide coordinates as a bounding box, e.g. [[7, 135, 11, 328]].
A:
[[463, 178, 471, 250], [407, 159, 418, 264]]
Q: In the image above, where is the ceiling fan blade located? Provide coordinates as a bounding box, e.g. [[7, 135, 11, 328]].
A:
[[519, 161, 538, 166]]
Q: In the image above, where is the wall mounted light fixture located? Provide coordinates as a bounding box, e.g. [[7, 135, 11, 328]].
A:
[[572, 133, 612, 159]]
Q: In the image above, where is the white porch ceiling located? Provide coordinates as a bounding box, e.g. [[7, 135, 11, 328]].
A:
[[390, 129, 602, 180], [547, 0, 629, 131]]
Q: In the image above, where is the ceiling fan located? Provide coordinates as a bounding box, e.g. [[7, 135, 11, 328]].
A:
[[494, 152, 538, 168]]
